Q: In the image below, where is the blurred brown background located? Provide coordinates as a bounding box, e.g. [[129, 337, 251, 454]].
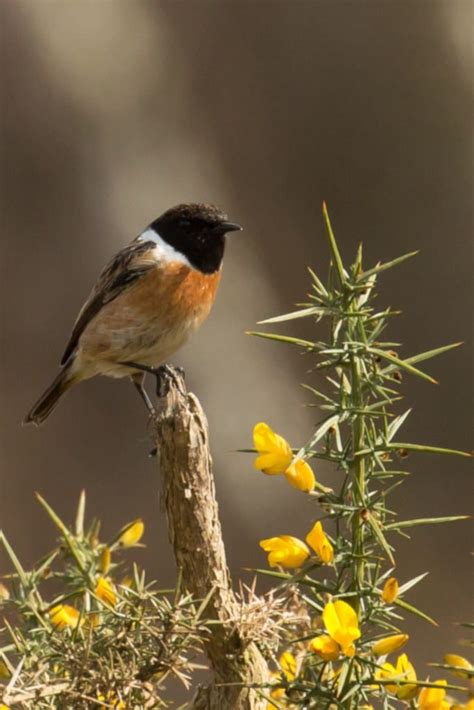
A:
[[1, 0, 472, 698]]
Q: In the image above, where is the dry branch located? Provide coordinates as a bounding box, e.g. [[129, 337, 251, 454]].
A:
[[154, 367, 269, 710]]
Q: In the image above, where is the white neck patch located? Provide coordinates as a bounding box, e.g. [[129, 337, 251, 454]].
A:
[[138, 227, 192, 268]]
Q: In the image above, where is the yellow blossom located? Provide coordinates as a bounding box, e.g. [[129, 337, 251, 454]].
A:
[[418, 680, 450, 710], [0, 705, 10, 710], [279, 651, 296, 680], [267, 672, 285, 709], [372, 633, 409, 657], [49, 604, 82, 630], [382, 576, 399, 604], [253, 423, 293, 474], [95, 576, 117, 607], [260, 536, 310, 569], [322, 600, 360, 657], [266, 652, 296, 710], [119, 519, 145, 547], [253, 423, 316, 492], [451, 701, 474, 710], [375, 653, 418, 700], [306, 521, 334, 564], [0, 660, 10, 679], [443, 654, 473, 679], [308, 634, 340, 661], [99, 546, 111, 574], [97, 692, 125, 708], [284, 459, 316, 492]]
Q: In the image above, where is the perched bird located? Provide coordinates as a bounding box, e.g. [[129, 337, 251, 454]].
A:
[[24, 203, 242, 425]]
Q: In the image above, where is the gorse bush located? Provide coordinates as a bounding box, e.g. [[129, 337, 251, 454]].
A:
[[0, 494, 208, 708], [249, 204, 472, 709], [0, 205, 471, 709]]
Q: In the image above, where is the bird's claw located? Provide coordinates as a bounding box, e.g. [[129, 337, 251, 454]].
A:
[[154, 365, 186, 397]]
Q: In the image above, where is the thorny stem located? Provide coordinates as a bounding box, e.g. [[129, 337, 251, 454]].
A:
[[350, 352, 366, 614], [340, 290, 368, 710]]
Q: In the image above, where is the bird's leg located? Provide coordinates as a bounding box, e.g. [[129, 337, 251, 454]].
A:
[[121, 362, 186, 459], [130, 371, 156, 419]]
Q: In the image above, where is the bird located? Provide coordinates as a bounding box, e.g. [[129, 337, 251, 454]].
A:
[[24, 203, 242, 425]]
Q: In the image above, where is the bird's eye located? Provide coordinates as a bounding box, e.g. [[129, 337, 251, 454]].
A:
[[180, 219, 191, 229]]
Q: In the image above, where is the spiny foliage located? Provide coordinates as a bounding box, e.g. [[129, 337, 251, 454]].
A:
[[0, 493, 208, 708]]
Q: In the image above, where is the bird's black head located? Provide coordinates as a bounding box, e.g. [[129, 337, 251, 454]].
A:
[[150, 203, 242, 274]]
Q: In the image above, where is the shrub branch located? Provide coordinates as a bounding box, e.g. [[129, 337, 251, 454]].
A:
[[154, 367, 269, 710]]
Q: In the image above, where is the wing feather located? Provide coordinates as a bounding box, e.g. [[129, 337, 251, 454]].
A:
[[61, 240, 157, 365]]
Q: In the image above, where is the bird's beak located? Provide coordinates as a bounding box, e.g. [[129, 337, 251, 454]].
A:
[[219, 221, 243, 234]]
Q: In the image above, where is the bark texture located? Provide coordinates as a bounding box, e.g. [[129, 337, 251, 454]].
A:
[[154, 367, 269, 710]]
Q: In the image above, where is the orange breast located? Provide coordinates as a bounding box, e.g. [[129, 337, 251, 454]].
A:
[[132, 262, 221, 328]]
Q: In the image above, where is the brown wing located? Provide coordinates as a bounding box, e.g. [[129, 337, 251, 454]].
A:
[[61, 239, 157, 365]]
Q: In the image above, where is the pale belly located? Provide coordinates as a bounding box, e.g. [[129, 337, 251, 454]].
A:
[[76, 312, 202, 379]]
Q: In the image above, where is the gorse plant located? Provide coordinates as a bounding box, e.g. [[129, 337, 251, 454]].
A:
[[0, 493, 208, 708], [249, 204, 472, 709]]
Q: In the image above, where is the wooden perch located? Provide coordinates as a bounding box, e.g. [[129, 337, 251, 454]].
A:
[[153, 367, 269, 710]]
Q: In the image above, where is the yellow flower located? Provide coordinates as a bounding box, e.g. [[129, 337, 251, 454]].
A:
[[451, 703, 474, 710], [0, 705, 10, 710], [382, 576, 399, 604], [266, 653, 296, 710], [284, 459, 315, 492], [0, 660, 10, 679], [375, 653, 418, 700], [306, 521, 334, 564], [95, 576, 117, 607], [372, 633, 409, 657], [322, 600, 360, 656], [260, 536, 310, 569], [49, 604, 82, 630], [253, 423, 316, 492], [418, 680, 450, 709], [443, 654, 472, 679], [308, 634, 340, 661], [279, 651, 296, 681], [119, 519, 145, 547], [253, 423, 293, 474], [97, 692, 125, 708], [267, 672, 285, 709], [99, 546, 111, 574]]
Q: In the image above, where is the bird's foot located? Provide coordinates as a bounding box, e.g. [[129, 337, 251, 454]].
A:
[[120, 361, 185, 398], [154, 364, 186, 397]]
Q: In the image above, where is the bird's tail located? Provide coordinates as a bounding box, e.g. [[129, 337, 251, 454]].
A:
[[23, 362, 77, 426]]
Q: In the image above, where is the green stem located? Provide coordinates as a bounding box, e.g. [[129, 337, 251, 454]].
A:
[[342, 347, 367, 710], [350, 353, 366, 614]]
